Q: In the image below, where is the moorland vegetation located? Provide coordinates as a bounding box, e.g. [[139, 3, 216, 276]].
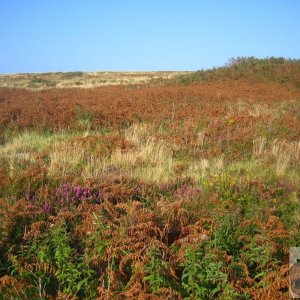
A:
[[0, 57, 300, 299]]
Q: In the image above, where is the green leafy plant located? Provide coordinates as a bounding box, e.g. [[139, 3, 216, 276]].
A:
[[181, 245, 237, 299], [144, 247, 170, 293], [50, 222, 96, 298]]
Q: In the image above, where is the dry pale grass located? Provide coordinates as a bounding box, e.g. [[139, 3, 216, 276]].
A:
[[48, 137, 109, 179], [249, 104, 272, 117], [186, 155, 224, 182], [0, 131, 66, 155], [49, 144, 109, 179], [48, 141, 86, 177], [253, 136, 267, 157], [124, 123, 152, 145], [81, 155, 107, 179], [108, 124, 174, 182], [253, 137, 300, 176], [0, 131, 69, 176], [226, 101, 286, 120], [196, 130, 206, 147], [46, 124, 174, 182], [271, 139, 300, 176]]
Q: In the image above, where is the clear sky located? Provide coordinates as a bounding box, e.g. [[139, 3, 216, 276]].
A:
[[0, 1, 299, 73]]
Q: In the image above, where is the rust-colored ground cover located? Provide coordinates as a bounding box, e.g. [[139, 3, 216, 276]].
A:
[[0, 72, 300, 299], [0, 79, 299, 129]]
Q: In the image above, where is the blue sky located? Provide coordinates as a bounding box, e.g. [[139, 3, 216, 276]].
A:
[[0, 1, 299, 73]]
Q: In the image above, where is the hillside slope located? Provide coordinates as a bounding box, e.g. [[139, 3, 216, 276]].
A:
[[0, 58, 299, 299], [177, 57, 300, 87]]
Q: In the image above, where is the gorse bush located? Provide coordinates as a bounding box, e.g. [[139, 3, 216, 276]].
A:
[[177, 56, 300, 86], [63, 71, 84, 79]]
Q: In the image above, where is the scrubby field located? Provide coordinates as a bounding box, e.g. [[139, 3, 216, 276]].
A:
[[0, 58, 300, 299], [0, 71, 189, 90]]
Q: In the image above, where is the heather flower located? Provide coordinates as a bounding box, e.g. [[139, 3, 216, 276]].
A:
[[173, 182, 201, 199], [42, 203, 52, 214], [26, 190, 36, 202], [54, 183, 102, 207], [159, 183, 169, 192]]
